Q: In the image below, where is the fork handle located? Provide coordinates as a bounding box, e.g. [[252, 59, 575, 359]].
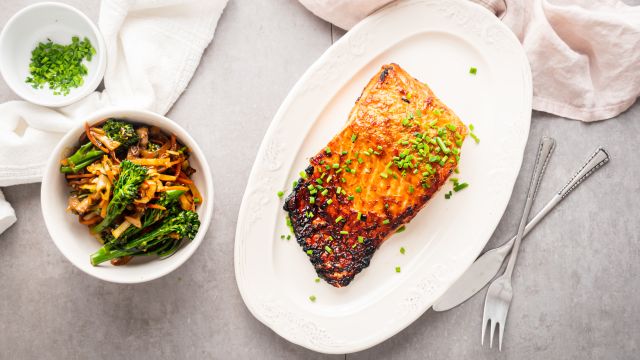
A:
[[504, 137, 555, 278], [558, 148, 609, 199]]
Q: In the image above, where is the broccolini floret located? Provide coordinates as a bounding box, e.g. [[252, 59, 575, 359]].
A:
[[102, 119, 139, 147], [90, 160, 147, 234], [90, 210, 200, 266]]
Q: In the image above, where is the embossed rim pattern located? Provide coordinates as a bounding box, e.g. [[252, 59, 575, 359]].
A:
[[234, 0, 532, 354]]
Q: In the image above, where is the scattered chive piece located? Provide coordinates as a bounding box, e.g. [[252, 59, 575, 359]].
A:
[[446, 124, 457, 132], [396, 225, 406, 233], [277, 191, 284, 198], [306, 250, 313, 255], [325, 147, 331, 154], [395, 266, 401, 273], [315, 278, 320, 283], [470, 132, 480, 144], [383, 219, 390, 225], [316, 178, 323, 184], [358, 236, 364, 243], [357, 212, 362, 221], [332, 163, 340, 169], [340, 230, 348, 235], [380, 173, 388, 179], [400, 247, 406, 254], [355, 186, 362, 193], [321, 189, 329, 196], [293, 180, 298, 188], [453, 182, 469, 192], [325, 245, 332, 253], [280, 235, 285, 239], [299, 171, 307, 179], [327, 199, 333, 205], [348, 195, 354, 201], [309, 295, 316, 302], [436, 137, 450, 154], [469, 67, 477, 75], [469, 123, 475, 131], [310, 196, 315, 204], [351, 134, 358, 142], [408, 185, 414, 194], [454, 168, 460, 174], [335, 216, 344, 223], [287, 235, 291, 240]]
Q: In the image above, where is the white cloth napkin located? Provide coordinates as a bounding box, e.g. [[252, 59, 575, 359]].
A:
[[0, 0, 227, 235], [0, 189, 16, 235], [299, 0, 640, 122]]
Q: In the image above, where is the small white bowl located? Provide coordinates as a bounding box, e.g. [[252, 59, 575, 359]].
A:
[[41, 109, 214, 283], [0, 2, 106, 107]]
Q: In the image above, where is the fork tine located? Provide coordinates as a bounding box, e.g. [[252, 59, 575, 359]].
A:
[[481, 313, 488, 345], [498, 320, 505, 351], [489, 319, 497, 348]]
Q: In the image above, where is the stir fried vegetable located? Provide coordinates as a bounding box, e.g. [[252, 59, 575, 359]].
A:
[[61, 119, 202, 266]]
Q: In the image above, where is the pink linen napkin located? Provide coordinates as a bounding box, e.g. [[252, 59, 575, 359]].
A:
[[299, 0, 640, 122]]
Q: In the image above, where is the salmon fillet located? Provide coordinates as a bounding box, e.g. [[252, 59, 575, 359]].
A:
[[283, 63, 467, 287]]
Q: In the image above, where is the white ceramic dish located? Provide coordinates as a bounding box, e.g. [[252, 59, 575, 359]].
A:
[[41, 109, 214, 284], [235, 0, 532, 354], [0, 2, 106, 107]]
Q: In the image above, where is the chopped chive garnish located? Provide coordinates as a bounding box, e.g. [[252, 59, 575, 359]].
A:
[[454, 168, 460, 174], [327, 199, 333, 205], [383, 219, 390, 225], [315, 278, 320, 283], [453, 182, 469, 192], [396, 225, 406, 233], [340, 230, 348, 235], [400, 247, 406, 254], [325, 147, 331, 154], [351, 134, 358, 142], [469, 123, 475, 131], [358, 236, 364, 243], [310, 196, 315, 204], [469, 67, 477, 75], [277, 191, 284, 198], [332, 163, 339, 169], [470, 133, 480, 144], [446, 124, 457, 131], [408, 185, 414, 194], [309, 295, 316, 302], [316, 178, 323, 185], [395, 266, 401, 273], [355, 186, 362, 193], [335, 216, 344, 223], [321, 189, 329, 196], [348, 195, 354, 201], [380, 173, 388, 179], [306, 250, 313, 255], [280, 235, 285, 239], [357, 212, 362, 221], [287, 235, 291, 240], [325, 245, 332, 253], [299, 171, 307, 179], [436, 137, 450, 154], [326, 175, 333, 182], [293, 180, 298, 188], [341, 177, 346, 183], [337, 186, 342, 195]]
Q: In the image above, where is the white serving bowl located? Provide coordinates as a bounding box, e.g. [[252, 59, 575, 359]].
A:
[[0, 2, 106, 107], [41, 109, 214, 283]]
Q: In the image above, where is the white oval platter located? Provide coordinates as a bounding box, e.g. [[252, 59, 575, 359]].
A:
[[235, 0, 531, 354]]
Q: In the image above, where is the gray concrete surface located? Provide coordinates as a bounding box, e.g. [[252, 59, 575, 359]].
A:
[[1, 0, 639, 359]]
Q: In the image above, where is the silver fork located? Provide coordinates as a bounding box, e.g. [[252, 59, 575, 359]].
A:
[[481, 136, 555, 350]]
